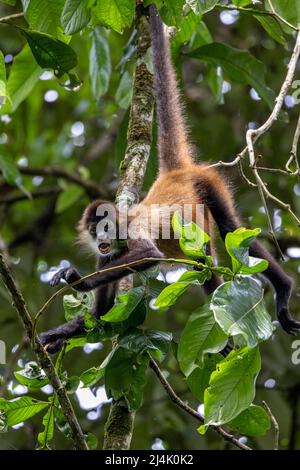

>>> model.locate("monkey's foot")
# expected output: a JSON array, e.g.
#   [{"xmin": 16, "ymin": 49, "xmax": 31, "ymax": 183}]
[{"xmin": 278, "ymin": 308, "xmax": 300, "ymax": 335}]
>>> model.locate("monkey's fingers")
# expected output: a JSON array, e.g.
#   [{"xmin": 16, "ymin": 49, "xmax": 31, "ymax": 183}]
[
  {"xmin": 49, "ymin": 268, "xmax": 69, "ymax": 287},
  {"xmin": 278, "ymin": 308, "xmax": 300, "ymax": 335}
]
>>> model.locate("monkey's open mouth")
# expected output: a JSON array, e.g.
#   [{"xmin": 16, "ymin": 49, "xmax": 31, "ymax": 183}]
[{"xmin": 98, "ymin": 243, "xmax": 111, "ymax": 254}]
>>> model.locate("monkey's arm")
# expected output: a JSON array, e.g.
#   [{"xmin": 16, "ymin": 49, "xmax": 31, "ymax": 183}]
[
  {"xmin": 50, "ymin": 239, "xmax": 163, "ymax": 291},
  {"xmin": 40, "ymin": 280, "xmax": 119, "ymax": 353}
]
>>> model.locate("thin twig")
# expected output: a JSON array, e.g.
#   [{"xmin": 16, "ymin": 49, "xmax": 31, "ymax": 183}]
[
  {"xmin": 149, "ymin": 359, "xmax": 252, "ymax": 451},
  {"xmin": 0, "ymin": 186, "xmax": 61, "ymax": 205},
  {"xmin": 245, "ymin": 30, "xmax": 300, "ymax": 243},
  {"xmin": 286, "ymin": 115, "xmax": 300, "ymax": 183},
  {"xmin": 267, "ymin": 0, "xmax": 299, "ymax": 31},
  {"xmin": 262, "ymin": 400, "xmax": 279, "ymax": 450},
  {"xmin": 0, "ymin": 253, "xmax": 88, "ymax": 450},
  {"xmin": 0, "ymin": 12, "xmax": 24, "ymax": 24}
]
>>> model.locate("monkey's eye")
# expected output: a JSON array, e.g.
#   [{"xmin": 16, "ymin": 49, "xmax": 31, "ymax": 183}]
[{"xmin": 89, "ymin": 225, "xmax": 97, "ymax": 238}]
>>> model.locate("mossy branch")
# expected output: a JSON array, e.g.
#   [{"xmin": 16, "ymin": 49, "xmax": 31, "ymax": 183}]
[{"xmin": 102, "ymin": 1, "xmax": 155, "ymax": 450}]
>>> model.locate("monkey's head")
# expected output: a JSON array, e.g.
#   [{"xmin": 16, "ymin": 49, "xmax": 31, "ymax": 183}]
[{"xmin": 78, "ymin": 200, "xmax": 127, "ymax": 259}]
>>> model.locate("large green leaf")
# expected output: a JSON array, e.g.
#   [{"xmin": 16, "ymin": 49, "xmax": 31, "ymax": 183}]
[
  {"xmin": 105, "ymin": 348, "xmax": 149, "ymax": 410},
  {"xmin": 178, "ymin": 303, "xmax": 228, "ymax": 375},
  {"xmin": 61, "ymin": 0, "xmax": 91, "ymax": 35},
  {"xmin": 160, "ymin": 0, "xmax": 185, "ymax": 27},
  {"xmin": 211, "ymin": 277, "xmax": 275, "ymax": 347},
  {"xmin": 228, "ymin": 404, "xmax": 271, "ymax": 436},
  {"xmin": 266, "ymin": 0, "xmax": 300, "ymax": 28},
  {"xmin": 101, "ymin": 286, "xmax": 145, "ymax": 322},
  {"xmin": 171, "ymin": 11, "xmax": 200, "ymax": 58},
  {"xmin": 92, "ymin": 0, "xmax": 135, "ymax": 34},
  {"xmin": 186, "ymin": 0, "xmax": 219, "ymax": 15},
  {"xmin": 254, "ymin": 15, "xmax": 287, "ymax": 46},
  {"xmin": 89, "ymin": 27, "xmax": 111, "ymax": 101},
  {"xmin": 63, "ymin": 292, "xmax": 94, "ymax": 321},
  {"xmin": 202, "ymin": 347, "xmax": 261, "ymax": 427},
  {"xmin": 0, "ymin": 396, "xmax": 49, "ymax": 426},
  {"xmin": 225, "ymin": 227, "xmax": 268, "ymax": 274},
  {"xmin": 186, "ymin": 354, "xmax": 222, "ymax": 402},
  {"xmin": 118, "ymin": 328, "xmax": 172, "ymax": 361},
  {"xmin": 5, "ymin": 46, "xmax": 40, "ymax": 112},
  {"xmin": 189, "ymin": 42, "xmax": 275, "ymax": 109},
  {"xmin": 37, "ymin": 401, "xmax": 55, "ymax": 449},
  {"xmin": 25, "ymin": 0, "xmax": 66, "ymax": 40},
  {"xmin": 14, "ymin": 363, "xmax": 49, "ymax": 389},
  {"xmin": 22, "ymin": 29, "xmax": 77, "ymax": 77},
  {"xmin": 172, "ymin": 211, "xmax": 211, "ymax": 259}
]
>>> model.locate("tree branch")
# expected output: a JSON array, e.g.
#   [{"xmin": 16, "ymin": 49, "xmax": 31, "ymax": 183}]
[
  {"xmin": 103, "ymin": 1, "xmax": 155, "ymax": 450},
  {"xmin": 149, "ymin": 359, "xmax": 252, "ymax": 451},
  {"xmin": 0, "ymin": 253, "xmax": 88, "ymax": 450},
  {"xmin": 17, "ymin": 166, "xmax": 108, "ymax": 199},
  {"xmin": 262, "ymin": 400, "xmax": 279, "ymax": 450}
]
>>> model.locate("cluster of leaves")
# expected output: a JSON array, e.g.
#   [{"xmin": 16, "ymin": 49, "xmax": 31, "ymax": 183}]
[{"xmin": 0, "ymin": 212, "xmax": 277, "ymax": 446}]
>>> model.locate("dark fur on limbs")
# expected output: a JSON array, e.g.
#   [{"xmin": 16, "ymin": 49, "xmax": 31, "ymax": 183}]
[{"xmin": 40, "ymin": 239, "xmax": 163, "ymax": 352}]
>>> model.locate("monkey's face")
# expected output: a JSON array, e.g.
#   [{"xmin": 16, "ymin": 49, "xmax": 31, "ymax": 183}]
[{"xmin": 78, "ymin": 200, "xmax": 127, "ymax": 259}]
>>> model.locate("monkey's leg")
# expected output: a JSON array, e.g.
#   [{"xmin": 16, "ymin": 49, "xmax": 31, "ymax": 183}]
[
  {"xmin": 50, "ymin": 239, "xmax": 163, "ymax": 291},
  {"xmin": 40, "ymin": 283, "xmax": 118, "ymax": 353},
  {"xmin": 199, "ymin": 178, "xmax": 300, "ymax": 334}
]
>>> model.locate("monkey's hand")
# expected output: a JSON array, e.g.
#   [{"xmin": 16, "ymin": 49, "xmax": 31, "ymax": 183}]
[
  {"xmin": 276, "ymin": 283, "xmax": 300, "ymax": 335},
  {"xmin": 49, "ymin": 266, "xmax": 81, "ymax": 287}
]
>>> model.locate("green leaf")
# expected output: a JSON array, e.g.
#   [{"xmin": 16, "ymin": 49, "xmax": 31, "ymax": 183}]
[
  {"xmin": 22, "ymin": 29, "xmax": 78, "ymax": 77},
  {"xmin": 232, "ymin": 0, "xmax": 252, "ymax": 5},
  {"xmin": 172, "ymin": 211, "xmax": 210, "ymax": 259},
  {"xmin": 204, "ymin": 347, "xmax": 261, "ymax": 426},
  {"xmin": 266, "ymin": 0, "xmax": 300, "ymax": 28},
  {"xmin": 115, "ymin": 70, "xmax": 133, "ymax": 109},
  {"xmin": 0, "ymin": 51, "xmax": 7, "ymax": 107},
  {"xmin": 154, "ymin": 268, "xmax": 210, "ymax": 309},
  {"xmin": 159, "ymin": 0, "xmax": 185, "ymax": 27},
  {"xmin": 80, "ymin": 366, "xmax": 105, "ymax": 388},
  {"xmin": 178, "ymin": 303, "xmax": 228, "ymax": 375},
  {"xmin": 0, "ymin": 0, "xmax": 16, "ymax": 4},
  {"xmin": 63, "ymin": 292, "xmax": 94, "ymax": 321},
  {"xmin": 186, "ymin": 354, "xmax": 222, "ymax": 402},
  {"xmin": 211, "ymin": 277, "xmax": 275, "ymax": 347},
  {"xmin": 61, "ymin": 0, "xmax": 91, "ymax": 35},
  {"xmin": 0, "ymin": 148, "xmax": 30, "ymax": 197},
  {"xmin": 118, "ymin": 328, "xmax": 172, "ymax": 362},
  {"xmin": 171, "ymin": 11, "xmax": 200, "ymax": 58},
  {"xmin": 105, "ymin": 348, "xmax": 149, "ymax": 411},
  {"xmin": 254, "ymin": 15, "xmax": 287, "ymax": 46},
  {"xmin": 225, "ymin": 227, "xmax": 268, "ymax": 274},
  {"xmin": 186, "ymin": 0, "xmax": 219, "ymax": 15},
  {"xmin": 189, "ymin": 42, "xmax": 275, "ymax": 109},
  {"xmin": 92, "ymin": 0, "xmax": 135, "ymax": 34},
  {"xmin": 86, "ymin": 432, "xmax": 98, "ymax": 450},
  {"xmin": 228, "ymin": 404, "xmax": 271, "ymax": 436},
  {"xmin": 5, "ymin": 46, "xmax": 40, "ymax": 112},
  {"xmin": 56, "ymin": 184, "xmax": 84, "ymax": 213},
  {"xmin": 101, "ymin": 286, "xmax": 145, "ymax": 322},
  {"xmin": 37, "ymin": 401, "xmax": 55, "ymax": 449},
  {"xmin": 14, "ymin": 363, "xmax": 49, "ymax": 389},
  {"xmin": 89, "ymin": 27, "xmax": 111, "ymax": 101},
  {"xmin": 0, "ymin": 396, "xmax": 49, "ymax": 427},
  {"xmin": 25, "ymin": 0, "xmax": 66, "ymax": 40}
]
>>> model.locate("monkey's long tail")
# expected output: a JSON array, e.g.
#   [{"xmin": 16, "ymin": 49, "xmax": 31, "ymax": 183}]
[{"xmin": 149, "ymin": 5, "xmax": 193, "ymax": 172}]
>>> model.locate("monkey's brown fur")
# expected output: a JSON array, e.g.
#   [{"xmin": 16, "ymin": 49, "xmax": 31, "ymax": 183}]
[{"xmin": 40, "ymin": 5, "xmax": 300, "ymax": 353}]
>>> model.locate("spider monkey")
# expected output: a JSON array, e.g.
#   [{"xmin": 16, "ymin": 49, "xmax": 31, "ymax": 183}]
[{"xmin": 40, "ymin": 5, "xmax": 300, "ymax": 353}]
